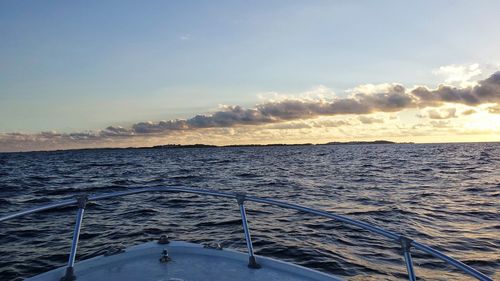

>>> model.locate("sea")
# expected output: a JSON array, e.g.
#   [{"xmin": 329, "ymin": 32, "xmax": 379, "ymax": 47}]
[{"xmin": 0, "ymin": 143, "xmax": 498, "ymax": 280}]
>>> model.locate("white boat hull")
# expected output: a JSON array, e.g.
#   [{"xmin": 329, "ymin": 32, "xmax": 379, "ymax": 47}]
[{"xmin": 26, "ymin": 241, "xmax": 342, "ymax": 281}]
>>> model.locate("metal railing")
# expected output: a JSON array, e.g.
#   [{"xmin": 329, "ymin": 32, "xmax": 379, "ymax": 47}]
[{"xmin": 0, "ymin": 186, "xmax": 493, "ymax": 281}]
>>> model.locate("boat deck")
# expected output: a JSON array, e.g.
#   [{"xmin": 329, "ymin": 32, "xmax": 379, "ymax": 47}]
[{"xmin": 27, "ymin": 241, "xmax": 341, "ymax": 281}]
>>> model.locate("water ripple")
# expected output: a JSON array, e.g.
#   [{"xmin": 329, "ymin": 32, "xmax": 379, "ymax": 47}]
[{"xmin": 0, "ymin": 143, "xmax": 499, "ymax": 280}]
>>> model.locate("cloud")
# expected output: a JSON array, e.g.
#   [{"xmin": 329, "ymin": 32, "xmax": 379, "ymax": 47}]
[
  {"xmin": 266, "ymin": 122, "xmax": 312, "ymax": 130},
  {"xmin": 461, "ymin": 109, "xmax": 477, "ymax": 116},
  {"xmin": 430, "ymin": 120, "xmax": 452, "ymax": 128},
  {"xmin": 127, "ymin": 84, "xmax": 412, "ymax": 134},
  {"xmin": 422, "ymin": 108, "xmax": 457, "ymax": 120},
  {"xmin": 101, "ymin": 126, "xmax": 134, "ymax": 136},
  {"xmin": 257, "ymin": 85, "xmax": 336, "ymax": 102},
  {"xmin": 411, "ymin": 71, "xmax": 500, "ymax": 106},
  {"xmin": 1, "ymin": 71, "xmax": 499, "ymax": 152},
  {"xmin": 129, "ymin": 72, "xmax": 499, "ymax": 134},
  {"xmin": 179, "ymin": 34, "xmax": 192, "ymax": 40},
  {"xmin": 488, "ymin": 104, "xmax": 500, "ymax": 114},
  {"xmin": 311, "ymin": 119, "xmax": 351, "ymax": 128},
  {"xmin": 358, "ymin": 116, "xmax": 384, "ymax": 124},
  {"xmin": 432, "ymin": 63, "xmax": 482, "ymax": 85},
  {"xmin": 347, "ymin": 83, "xmax": 402, "ymax": 95}
]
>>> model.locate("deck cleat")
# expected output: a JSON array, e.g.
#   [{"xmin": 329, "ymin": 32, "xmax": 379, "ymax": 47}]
[
  {"xmin": 159, "ymin": 248, "xmax": 172, "ymax": 263},
  {"xmin": 158, "ymin": 234, "xmax": 170, "ymax": 244}
]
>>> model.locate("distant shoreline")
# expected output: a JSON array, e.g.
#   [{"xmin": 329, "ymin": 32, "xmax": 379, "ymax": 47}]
[
  {"xmin": 149, "ymin": 140, "xmax": 404, "ymax": 149},
  {"xmin": 0, "ymin": 140, "xmax": 422, "ymax": 154},
  {"xmin": 3, "ymin": 140, "xmax": 500, "ymax": 154}
]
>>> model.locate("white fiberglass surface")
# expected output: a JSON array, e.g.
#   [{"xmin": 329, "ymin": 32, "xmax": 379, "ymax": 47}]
[{"xmin": 26, "ymin": 241, "xmax": 342, "ymax": 281}]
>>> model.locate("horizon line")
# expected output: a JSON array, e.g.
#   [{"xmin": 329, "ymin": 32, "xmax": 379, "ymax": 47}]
[{"xmin": 2, "ymin": 139, "xmax": 499, "ymax": 154}]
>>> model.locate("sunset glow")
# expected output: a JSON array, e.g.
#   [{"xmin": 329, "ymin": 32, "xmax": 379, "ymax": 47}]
[{"xmin": 1, "ymin": 1, "xmax": 499, "ymax": 152}]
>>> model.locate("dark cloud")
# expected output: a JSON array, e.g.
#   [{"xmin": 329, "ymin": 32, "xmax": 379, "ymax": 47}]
[
  {"xmin": 127, "ymin": 72, "xmax": 498, "ymax": 134},
  {"xmin": 132, "ymin": 120, "xmax": 189, "ymax": 133},
  {"xmin": 411, "ymin": 72, "xmax": 500, "ymax": 106},
  {"xmin": 101, "ymin": 126, "xmax": 134, "ymax": 136},
  {"xmin": 131, "ymin": 84, "xmax": 412, "ymax": 134},
  {"xmin": 1, "ymin": 71, "xmax": 499, "ymax": 152}
]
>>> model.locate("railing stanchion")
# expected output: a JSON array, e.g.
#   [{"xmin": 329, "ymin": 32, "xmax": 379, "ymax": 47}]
[
  {"xmin": 400, "ymin": 236, "xmax": 417, "ymax": 281},
  {"xmin": 60, "ymin": 195, "xmax": 88, "ymax": 281},
  {"xmin": 0, "ymin": 187, "xmax": 494, "ymax": 280},
  {"xmin": 236, "ymin": 193, "xmax": 261, "ymax": 269}
]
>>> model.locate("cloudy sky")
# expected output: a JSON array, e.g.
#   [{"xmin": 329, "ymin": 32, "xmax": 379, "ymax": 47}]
[{"xmin": 1, "ymin": 1, "xmax": 499, "ymax": 152}]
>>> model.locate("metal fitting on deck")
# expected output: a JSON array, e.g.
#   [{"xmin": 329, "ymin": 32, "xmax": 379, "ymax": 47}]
[
  {"xmin": 248, "ymin": 256, "xmax": 261, "ymax": 269},
  {"xmin": 159, "ymin": 249, "xmax": 172, "ymax": 263},
  {"xmin": 399, "ymin": 236, "xmax": 413, "ymax": 252},
  {"xmin": 60, "ymin": 267, "xmax": 76, "ymax": 281},
  {"xmin": 76, "ymin": 194, "xmax": 88, "ymax": 209},
  {"xmin": 236, "ymin": 193, "xmax": 246, "ymax": 205},
  {"xmin": 158, "ymin": 234, "xmax": 170, "ymax": 244}
]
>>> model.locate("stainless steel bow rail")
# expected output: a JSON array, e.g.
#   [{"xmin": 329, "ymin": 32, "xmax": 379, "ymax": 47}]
[{"xmin": 0, "ymin": 186, "xmax": 493, "ymax": 281}]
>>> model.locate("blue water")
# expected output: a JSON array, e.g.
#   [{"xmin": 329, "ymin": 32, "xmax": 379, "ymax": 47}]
[{"xmin": 0, "ymin": 143, "xmax": 499, "ymax": 280}]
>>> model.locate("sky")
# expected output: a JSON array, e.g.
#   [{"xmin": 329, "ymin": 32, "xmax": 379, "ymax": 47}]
[{"xmin": 1, "ymin": 0, "xmax": 500, "ymax": 152}]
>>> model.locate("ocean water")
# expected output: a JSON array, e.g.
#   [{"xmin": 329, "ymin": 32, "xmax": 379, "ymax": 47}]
[{"xmin": 0, "ymin": 143, "xmax": 498, "ymax": 280}]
